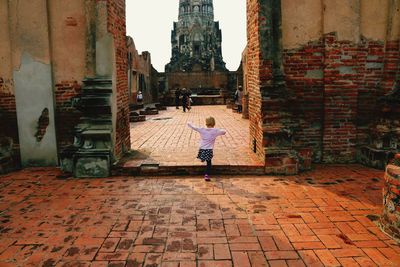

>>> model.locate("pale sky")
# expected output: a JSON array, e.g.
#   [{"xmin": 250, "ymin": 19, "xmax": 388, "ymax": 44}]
[{"xmin": 126, "ymin": 0, "xmax": 247, "ymax": 72}]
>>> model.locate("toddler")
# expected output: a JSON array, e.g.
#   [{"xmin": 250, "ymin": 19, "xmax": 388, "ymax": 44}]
[{"xmin": 188, "ymin": 117, "xmax": 226, "ymax": 181}]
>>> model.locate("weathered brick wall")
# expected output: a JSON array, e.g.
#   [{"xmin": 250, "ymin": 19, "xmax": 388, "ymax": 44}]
[
  {"xmin": 0, "ymin": 93, "xmax": 18, "ymax": 146},
  {"xmin": 283, "ymin": 34, "xmax": 393, "ymax": 163},
  {"xmin": 246, "ymin": 0, "xmax": 400, "ymax": 168},
  {"xmin": 356, "ymin": 39, "xmax": 385, "ymax": 150},
  {"xmin": 283, "ymin": 39, "xmax": 324, "ymax": 162},
  {"xmin": 246, "ymin": 0, "xmax": 266, "ymax": 162},
  {"xmin": 107, "ymin": 0, "xmax": 130, "ymax": 158},
  {"xmin": 322, "ymin": 33, "xmax": 360, "ymax": 163},
  {"xmin": 382, "ymin": 40, "xmax": 400, "ymax": 95},
  {"xmin": 54, "ymin": 81, "xmax": 82, "ymax": 149}
]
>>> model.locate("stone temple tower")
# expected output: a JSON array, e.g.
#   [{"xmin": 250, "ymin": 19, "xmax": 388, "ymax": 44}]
[{"xmin": 165, "ymin": 0, "xmax": 227, "ymax": 72}]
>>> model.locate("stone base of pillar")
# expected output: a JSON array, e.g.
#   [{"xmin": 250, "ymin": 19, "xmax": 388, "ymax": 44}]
[
  {"xmin": 264, "ymin": 148, "xmax": 313, "ymax": 175},
  {"xmin": 298, "ymin": 148, "xmax": 313, "ymax": 171},
  {"xmin": 0, "ymin": 137, "xmax": 18, "ymax": 175},
  {"xmin": 265, "ymin": 150, "xmax": 299, "ymax": 175},
  {"xmin": 74, "ymin": 151, "xmax": 111, "ymax": 178}
]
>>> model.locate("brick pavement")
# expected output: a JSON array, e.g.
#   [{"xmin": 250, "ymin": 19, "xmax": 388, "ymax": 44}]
[
  {"xmin": 127, "ymin": 106, "xmax": 262, "ymax": 168},
  {"xmin": 1, "ymin": 165, "xmax": 400, "ymax": 266}
]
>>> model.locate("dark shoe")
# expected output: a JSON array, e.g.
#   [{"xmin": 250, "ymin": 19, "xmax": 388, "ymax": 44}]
[{"xmin": 204, "ymin": 174, "xmax": 210, "ymax": 181}]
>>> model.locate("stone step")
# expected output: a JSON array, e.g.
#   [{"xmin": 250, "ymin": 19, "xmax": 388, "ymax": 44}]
[
  {"xmin": 140, "ymin": 109, "xmax": 159, "ymax": 115},
  {"xmin": 129, "ymin": 103, "xmax": 144, "ymax": 110},
  {"xmin": 79, "ymin": 129, "xmax": 112, "ymax": 137},
  {"xmin": 157, "ymin": 106, "xmax": 167, "ymax": 111},
  {"xmin": 112, "ymin": 164, "xmax": 265, "ymax": 176},
  {"xmin": 130, "ymin": 115, "xmax": 146, "ymax": 122}
]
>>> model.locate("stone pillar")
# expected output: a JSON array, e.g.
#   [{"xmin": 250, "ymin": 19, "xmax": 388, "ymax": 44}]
[
  {"xmin": 95, "ymin": 1, "xmax": 114, "ymax": 78},
  {"xmin": 85, "ymin": 0, "xmax": 97, "ymax": 78},
  {"xmin": 60, "ymin": 0, "xmax": 129, "ymax": 178},
  {"xmin": 381, "ymin": 154, "xmax": 400, "ymax": 239},
  {"xmin": 9, "ymin": 0, "xmax": 58, "ymax": 167},
  {"xmin": 259, "ymin": 0, "xmax": 300, "ymax": 175}
]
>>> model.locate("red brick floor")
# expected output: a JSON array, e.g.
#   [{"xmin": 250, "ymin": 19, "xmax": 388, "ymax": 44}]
[
  {"xmin": 127, "ymin": 106, "xmax": 263, "ymax": 168},
  {"xmin": 1, "ymin": 165, "xmax": 400, "ymax": 266}
]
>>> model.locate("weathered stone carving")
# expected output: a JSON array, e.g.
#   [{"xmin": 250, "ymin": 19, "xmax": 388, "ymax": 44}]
[
  {"xmin": 60, "ymin": 78, "xmax": 113, "ymax": 178},
  {"xmin": 359, "ymin": 83, "xmax": 400, "ymax": 169},
  {"xmin": 381, "ymin": 154, "xmax": 400, "ymax": 239}
]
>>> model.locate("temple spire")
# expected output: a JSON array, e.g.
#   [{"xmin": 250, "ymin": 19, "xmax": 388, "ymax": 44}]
[
  {"xmin": 166, "ymin": 0, "xmax": 226, "ymax": 72},
  {"xmin": 178, "ymin": 0, "xmax": 214, "ymax": 20}
]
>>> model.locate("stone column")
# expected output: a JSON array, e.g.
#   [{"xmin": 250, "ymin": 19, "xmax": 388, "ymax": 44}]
[
  {"xmin": 259, "ymin": 0, "xmax": 300, "ymax": 175},
  {"xmin": 60, "ymin": 0, "xmax": 129, "ymax": 177},
  {"xmin": 85, "ymin": 0, "xmax": 97, "ymax": 78}
]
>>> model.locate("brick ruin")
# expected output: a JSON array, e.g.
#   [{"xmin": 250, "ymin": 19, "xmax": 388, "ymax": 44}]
[
  {"xmin": 245, "ymin": 0, "xmax": 400, "ymax": 174},
  {"xmin": 0, "ymin": 0, "xmax": 130, "ymax": 177},
  {"xmin": 0, "ymin": 0, "xmax": 399, "ymax": 178},
  {"xmin": 126, "ymin": 37, "xmax": 158, "ymax": 106}
]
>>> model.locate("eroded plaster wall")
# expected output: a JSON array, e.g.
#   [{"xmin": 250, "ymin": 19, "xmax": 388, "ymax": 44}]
[
  {"xmin": 281, "ymin": 0, "xmax": 323, "ymax": 49},
  {"xmin": 1, "ymin": 0, "xmax": 130, "ymax": 170},
  {"xmin": 8, "ymin": 0, "xmax": 58, "ymax": 166}
]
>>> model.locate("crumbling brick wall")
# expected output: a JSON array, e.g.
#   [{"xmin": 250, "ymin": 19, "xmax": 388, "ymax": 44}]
[
  {"xmin": 283, "ymin": 35, "xmax": 398, "ymax": 163},
  {"xmin": 246, "ymin": 0, "xmax": 267, "ymax": 162},
  {"xmin": 246, "ymin": 0, "xmax": 400, "ymax": 168},
  {"xmin": 54, "ymin": 81, "xmax": 82, "ymax": 150},
  {"xmin": 0, "ymin": 93, "xmax": 18, "ymax": 149},
  {"xmin": 107, "ymin": 0, "xmax": 130, "ymax": 158}
]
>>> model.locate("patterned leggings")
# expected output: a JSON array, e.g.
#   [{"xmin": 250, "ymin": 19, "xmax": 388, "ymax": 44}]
[{"xmin": 206, "ymin": 160, "xmax": 212, "ymax": 175}]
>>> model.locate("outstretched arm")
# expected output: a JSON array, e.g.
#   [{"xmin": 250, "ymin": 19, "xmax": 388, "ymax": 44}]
[
  {"xmin": 187, "ymin": 122, "xmax": 200, "ymax": 132},
  {"xmin": 217, "ymin": 129, "xmax": 227, "ymax": 136}
]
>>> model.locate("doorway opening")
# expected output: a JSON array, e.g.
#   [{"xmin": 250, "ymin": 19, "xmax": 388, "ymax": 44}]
[{"xmin": 122, "ymin": 0, "xmax": 262, "ymax": 173}]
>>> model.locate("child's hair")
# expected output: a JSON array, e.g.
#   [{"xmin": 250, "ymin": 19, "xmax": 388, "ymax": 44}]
[{"xmin": 206, "ymin": 117, "xmax": 216, "ymax": 127}]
